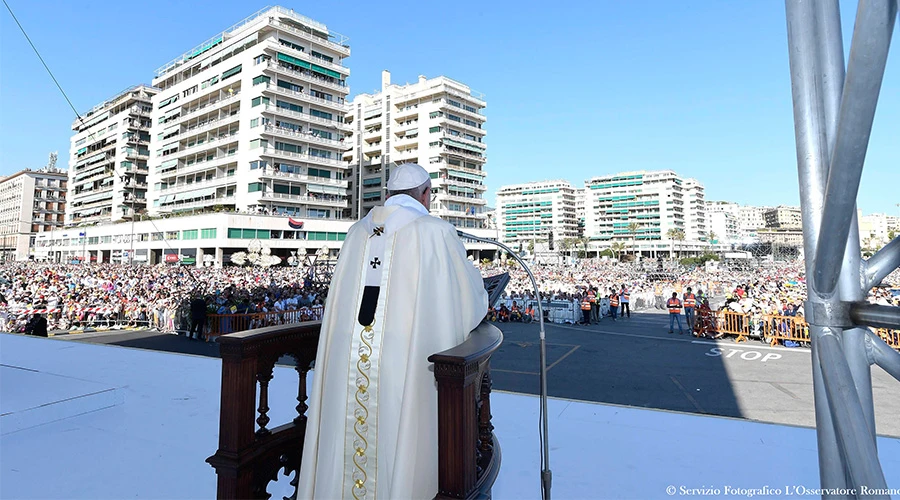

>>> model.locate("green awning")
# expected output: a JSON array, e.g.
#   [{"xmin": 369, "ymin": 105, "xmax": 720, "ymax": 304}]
[
  {"xmin": 76, "ymin": 147, "xmax": 88, "ymax": 155},
  {"xmin": 448, "ymin": 169, "xmax": 483, "ymax": 181},
  {"xmin": 307, "ymin": 184, "xmax": 325, "ymax": 194},
  {"xmin": 442, "ymin": 137, "xmax": 485, "ymax": 153},
  {"xmin": 221, "ymin": 64, "xmax": 242, "ymax": 79},
  {"xmin": 277, "ymin": 52, "xmax": 311, "ymax": 70},
  {"xmin": 310, "ymin": 63, "xmax": 340, "ymax": 79},
  {"xmin": 158, "ymin": 95, "xmax": 178, "ymax": 108},
  {"xmin": 159, "ymin": 159, "xmax": 178, "ymax": 169}
]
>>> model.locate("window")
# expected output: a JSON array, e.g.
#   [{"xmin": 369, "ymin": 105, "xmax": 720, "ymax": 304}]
[
  {"xmin": 227, "ymin": 228, "xmax": 242, "ymax": 239},
  {"xmin": 250, "ymin": 160, "xmax": 267, "ymax": 170},
  {"xmin": 308, "ymin": 147, "xmax": 331, "ymax": 159},
  {"xmin": 309, "ymin": 89, "xmax": 332, "ymax": 101},
  {"xmin": 273, "ymin": 184, "xmax": 290, "ymax": 194},
  {"xmin": 165, "ymin": 231, "xmax": 179, "ymax": 240},
  {"xmin": 275, "ymin": 120, "xmax": 300, "ymax": 131},
  {"xmin": 183, "ymin": 85, "xmax": 198, "ymax": 97},
  {"xmin": 182, "ymin": 229, "xmax": 198, "ymax": 240},
  {"xmin": 152, "ymin": 232, "xmax": 164, "ymax": 241},
  {"xmin": 250, "ymin": 118, "xmax": 259, "ymax": 128},
  {"xmin": 306, "ymin": 209, "xmax": 331, "ymax": 219},
  {"xmin": 277, "ymin": 100, "xmax": 303, "ymax": 113},
  {"xmin": 277, "ymin": 80, "xmax": 302, "ymax": 92},
  {"xmin": 448, "ymin": 114, "xmax": 461, "ymax": 122},
  {"xmin": 279, "ymin": 38, "xmax": 305, "ymax": 52},
  {"xmin": 249, "ymin": 139, "xmax": 268, "ymax": 149},
  {"xmin": 310, "ymin": 128, "xmax": 332, "ymax": 140},
  {"xmin": 242, "ymin": 228, "xmax": 256, "ymax": 239},
  {"xmin": 251, "ymin": 96, "xmax": 270, "ymax": 107},
  {"xmin": 308, "ymin": 168, "xmax": 331, "ymax": 178},
  {"xmin": 311, "ymin": 50, "xmax": 333, "ymax": 63},
  {"xmin": 429, "ymin": 126, "xmax": 442, "ymax": 133},
  {"xmin": 309, "ymin": 109, "xmax": 332, "ymax": 120},
  {"xmin": 201, "ymin": 228, "xmax": 217, "ymax": 239},
  {"xmin": 252, "ymin": 75, "xmax": 271, "ymax": 86},
  {"xmin": 201, "ymin": 76, "xmax": 219, "ymax": 89},
  {"xmin": 275, "ymin": 141, "xmax": 300, "ymax": 153},
  {"xmin": 248, "ymin": 182, "xmax": 264, "ymax": 192}
]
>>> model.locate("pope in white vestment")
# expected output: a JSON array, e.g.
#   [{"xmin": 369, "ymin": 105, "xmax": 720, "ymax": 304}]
[{"xmin": 298, "ymin": 163, "xmax": 488, "ymax": 500}]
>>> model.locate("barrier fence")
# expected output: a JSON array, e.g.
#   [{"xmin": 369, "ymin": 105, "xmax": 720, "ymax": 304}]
[{"xmin": 205, "ymin": 308, "xmax": 322, "ymax": 340}]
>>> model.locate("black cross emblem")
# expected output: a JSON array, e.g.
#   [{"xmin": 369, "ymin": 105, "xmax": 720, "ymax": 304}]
[
  {"xmin": 372, "ymin": 226, "xmax": 384, "ymax": 236},
  {"xmin": 370, "ymin": 258, "xmax": 381, "ymax": 269}
]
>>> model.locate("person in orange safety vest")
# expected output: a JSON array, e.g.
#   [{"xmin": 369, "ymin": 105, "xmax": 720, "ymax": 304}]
[
  {"xmin": 683, "ymin": 287, "xmax": 697, "ymax": 332},
  {"xmin": 667, "ymin": 292, "xmax": 684, "ymax": 334},
  {"xmin": 608, "ymin": 288, "xmax": 619, "ymax": 321}
]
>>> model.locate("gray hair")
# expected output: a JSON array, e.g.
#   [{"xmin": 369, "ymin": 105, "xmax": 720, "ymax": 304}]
[{"xmin": 388, "ymin": 180, "xmax": 431, "ymax": 199}]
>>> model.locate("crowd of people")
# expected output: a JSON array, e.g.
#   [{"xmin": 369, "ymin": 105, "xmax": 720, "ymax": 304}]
[
  {"xmin": 0, "ymin": 263, "xmax": 325, "ymax": 336},
  {"xmin": 1, "ymin": 257, "xmax": 898, "ymax": 339}
]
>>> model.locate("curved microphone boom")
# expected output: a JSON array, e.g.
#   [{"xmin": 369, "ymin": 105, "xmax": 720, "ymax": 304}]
[{"xmin": 457, "ymin": 230, "xmax": 552, "ymax": 500}]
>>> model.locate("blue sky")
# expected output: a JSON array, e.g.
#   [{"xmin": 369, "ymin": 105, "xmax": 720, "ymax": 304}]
[{"xmin": 1, "ymin": 1, "xmax": 897, "ymax": 215}]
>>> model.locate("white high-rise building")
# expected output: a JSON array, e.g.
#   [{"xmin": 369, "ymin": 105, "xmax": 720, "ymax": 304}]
[
  {"xmin": 764, "ymin": 206, "xmax": 802, "ymax": 228},
  {"xmin": 345, "ymin": 71, "xmax": 487, "ymax": 227},
  {"xmin": 0, "ymin": 163, "xmax": 68, "ymax": 261},
  {"xmin": 682, "ymin": 178, "xmax": 707, "ymax": 243},
  {"xmin": 859, "ymin": 211, "xmax": 900, "ymax": 249},
  {"xmin": 68, "ymin": 85, "xmax": 157, "ymax": 224},
  {"xmin": 495, "ymin": 180, "xmax": 577, "ymax": 245},
  {"xmin": 583, "ymin": 170, "xmax": 707, "ymax": 254},
  {"xmin": 148, "ymin": 6, "xmax": 352, "ymax": 220},
  {"xmin": 738, "ymin": 205, "xmax": 770, "ymax": 241},
  {"xmin": 574, "ymin": 188, "xmax": 586, "ymax": 238}
]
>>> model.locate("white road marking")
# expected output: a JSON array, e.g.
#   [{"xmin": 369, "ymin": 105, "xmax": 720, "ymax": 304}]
[{"xmin": 691, "ymin": 339, "xmax": 810, "ymax": 354}]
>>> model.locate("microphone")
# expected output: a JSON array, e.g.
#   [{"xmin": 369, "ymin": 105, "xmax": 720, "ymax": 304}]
[{"xmin": 457, "ymin": 230, "xmax": 552, "ymax": 500}]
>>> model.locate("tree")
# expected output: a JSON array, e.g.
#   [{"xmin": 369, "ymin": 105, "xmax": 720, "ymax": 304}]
[
  {"xmin": 580, "ymin": 237, "xmax": 591, "ymax": 258},
  {"xmin": 528, "ymin": 241, "xmax": 535, "ymax": 254},
  {"xmin": 708, "ymin": 230, "xmax": 717, "ymax": 245},
  {"xmin": 889, "ymin": 230, "xmax": 896, "ymax": 241},
  {"xmin": 666, "ymin": 228, "xmax": 685, "ymax": 258},
  {"xmin": 610, "ymin": 242, "xmax": 626, "ymax": 261},
  {"xmin": 559, "ymin": 238, "xmax": 573, "ymax": 260},
  {"xmin": 627, "ymin": 222, "xmax": 640, "ymax": 257}
]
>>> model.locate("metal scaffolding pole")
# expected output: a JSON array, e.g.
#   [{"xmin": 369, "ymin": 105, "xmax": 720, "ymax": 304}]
[{"xmin": 785, "ymin": 0, "xmax": 898, "ymax": 496}]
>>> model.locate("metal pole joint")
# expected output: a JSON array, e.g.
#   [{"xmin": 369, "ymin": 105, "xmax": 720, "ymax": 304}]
[{"xmin": 804, "ymin": 299, "xmax": 853, "ymax": 328}]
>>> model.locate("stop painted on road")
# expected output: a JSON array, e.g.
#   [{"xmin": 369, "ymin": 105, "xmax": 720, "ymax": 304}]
[{"xmin": 705, "ymin": 347, "xmax": 782, "ymax": 362}]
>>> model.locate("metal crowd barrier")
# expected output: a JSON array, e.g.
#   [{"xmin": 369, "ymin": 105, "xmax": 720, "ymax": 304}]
[{"xmin": 698, "ymin": 310, "xmax": 898, "ymax": 351}]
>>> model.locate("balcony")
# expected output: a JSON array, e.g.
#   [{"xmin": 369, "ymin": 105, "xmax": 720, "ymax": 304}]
[
  {"xmin": 177, "ymin": 111, "xmax": 241, "ymax": 141},
  {"xmin": 261, "ymin": 83, "xmax": 350, "ymax": 113},
  {"xmin": 267, "ymin": 17, "xmax": 351, "ymax": 57},
  {"xmin": 261, "ymin": 104, "xmax": 352, "ymax": 132},
  {"xmin": 175, "ymin": 153, "xmax": 239, "ymax": 177},
  {"xmin": 263, "ymin": 61, "xmax": 348, "ymax": 95},
  {"xmin": 258, "ymin": 147, "xmax": 348, "ymax": 169},
  {"xmin": 438, "ymin": 145, "xmax": 487, "ymax": 163},
  {"xmin": 177, "ymin": 93, "xmax": 242, "ymax": 123},
  {"xmin": 159, "ymin": 195, "xmax": 236, "ymax": 212},
  {"xmin": 444, "ymin": 86, "xmax": 487, "ymax": 108},
  {"xmin": 432, "ymin": 208, "xmax": 488, "ymax": 219},
  {"xmin": 260, "ymin": 124, "xmax": 350, "ymax": 150},
  {"xmin": 264, "ymin": 38, "xmax": 350, "ymax": 76},
  {"xmin": 258, "ymin": 192, "xmax": 348, "ymax": 208},
  {"xmin": 123, "ymin": 149, "xmax": 150, "ymax": 160},
  {"xmin": 435, "ymin": 176, "xmax": 488, "ymax": 191},
  {"xmin": 167, "ymin": 134, "xmax": 239, "ymax": 161},
  {"xmin": 258, "ymin": 169, "xmax": 349, "ymax": 187},
  {"xmin": 128, "ymin": 106, "xmax": 151, "ymax": 117},
  {"xmin": 440, "ymin": 193, "xmax": 487, "ymax": 205},
  {"xmin": 158, "ymin": 176, "xmax": 235, "ymax": 195}
]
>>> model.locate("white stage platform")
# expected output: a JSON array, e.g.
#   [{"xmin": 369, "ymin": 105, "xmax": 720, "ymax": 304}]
[{"xmin": 1, "ymin": 333, "xmax": 898, "ymax": 499}]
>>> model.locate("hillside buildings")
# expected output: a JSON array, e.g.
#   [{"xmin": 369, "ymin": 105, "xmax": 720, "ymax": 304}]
[{"xmin": 345, "ymin": 71, "xmax": 487, "ymax": 227}]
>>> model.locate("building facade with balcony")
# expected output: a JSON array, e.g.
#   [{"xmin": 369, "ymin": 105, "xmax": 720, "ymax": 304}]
[
  {"xmin": 583, "ymin": 170, "xmax": 707, "ymax": 254},
  {"xmin": 345, "ymin": 71, "xmax": 487, "ymax": 228},
  {"xmin": 495, "ymin": 180, "xmax": 577, "ymax": 245},
  {"xmin": 68, "ymin": 85, "xmax": 157, "ymax": 224},
  {"xmin": 147, "ymin": 6, "xmax": 352, "ymax": 221},
  {"xmin": 0, "ymin": 166, "xmax": 68, "ymax": 261},
  {"xmin": 764, "ymin": 205, "xmax": 802, "ymax": 229}
]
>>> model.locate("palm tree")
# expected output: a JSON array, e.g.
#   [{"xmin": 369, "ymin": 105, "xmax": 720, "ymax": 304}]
[
  {"xmin": 610, "ymin": 242, "xmax": 626, "ymax": 261},
  {"xmin": 707, "ymin": 230, "xmax": 717, "ymax": 245},
  {"xmin": 627, "ymin": 222, "xmax": 640, "ymax": 257},
  {"xmin": 580, "ymin": 237, "xmax": 591, "ymax": 258},
  {"xmin": 666, "ymin": 228, "xmax": 685, "ymax": 258},
  {"xmin": 559, "ymin": 238, "xmax": 573, "ymax": 261}
]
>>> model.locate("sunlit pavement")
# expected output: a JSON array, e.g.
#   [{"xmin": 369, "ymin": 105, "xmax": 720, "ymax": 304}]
[{"xmin": 53, "ymin": 312, "xmax": 900, "ymax": 437}]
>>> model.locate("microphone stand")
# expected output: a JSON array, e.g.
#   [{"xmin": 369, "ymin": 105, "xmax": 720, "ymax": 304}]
[{"xmin": 458, "ymin": 230, "xmax": 552, "ymax": 500}]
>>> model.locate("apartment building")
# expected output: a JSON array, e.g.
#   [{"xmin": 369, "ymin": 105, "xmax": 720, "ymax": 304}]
[
  {"xmin": 345, "ymin": 71, "xmax": 487, "ymax": 227},
  {"xmin": 0, "ymin": 164, "xmax": 68, "ymax": 261},
  {"xmin": 495, "ymin": 180, "xmax": 578, "ymax": 245},
  {"xmin": 859, "ymin": 210, "xmax": 900, "ymax": 248},
  {"xmin": 583, "ymin": 170, "xmax": 707, "ymax": 254},
  {"xmin": 574, "ymin": 188, "xmax": 586, "ymax": 238},
  {"xmin": 764, "ymin": 205, "xmax": 802, "ymax": 229},
  {"xmin": 682, "ymin": 178, "xmax": 707, "ymax": 242},
  {"xmin": 68, "ymin": 85, "xmax": 157, "ymax": 224},
  {"xmin": 148, "ymin": 6, "xmax": 352, "ymax": 221}
]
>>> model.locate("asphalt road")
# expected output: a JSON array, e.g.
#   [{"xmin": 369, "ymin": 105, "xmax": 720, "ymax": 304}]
[{"xmin": 54, "ymin": 311, "xmax": 900, "ymax": 437}]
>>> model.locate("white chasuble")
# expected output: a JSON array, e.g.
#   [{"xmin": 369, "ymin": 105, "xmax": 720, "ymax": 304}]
[{"xmin": 298, "ymin": 199, "xmax": 489, "ymax": 500}]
